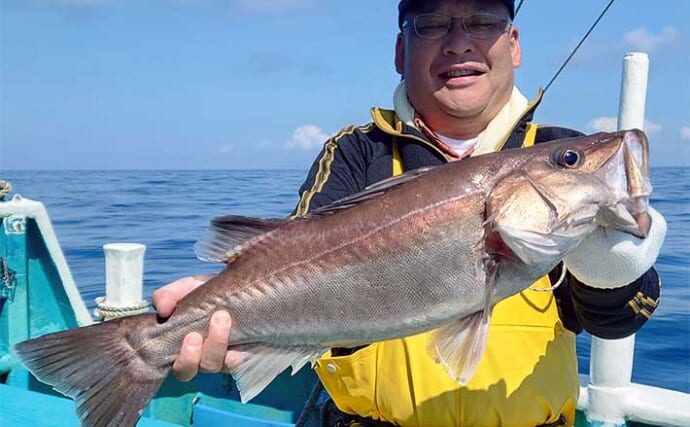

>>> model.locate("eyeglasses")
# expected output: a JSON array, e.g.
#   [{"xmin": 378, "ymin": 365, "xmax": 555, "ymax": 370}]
[{"xmin": 402, "ymin": 13, "xmax": 511, "ymax": 40}]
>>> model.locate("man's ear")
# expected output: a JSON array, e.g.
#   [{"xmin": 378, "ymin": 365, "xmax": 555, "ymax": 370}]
[
  {"xmin": 509, "ymin": 26, "xmax": 521, "ymax": 68},
  {"xmin": 395, "ymin": 33, "xmax": 405, "ymax": 76}
]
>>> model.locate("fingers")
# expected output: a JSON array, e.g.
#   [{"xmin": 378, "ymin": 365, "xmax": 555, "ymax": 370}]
[
  {"xmin": 200, "ymin": 311, "xmax": 232, "ymax": 373},
  {"xmin": 152, "ymin": 274, "xmax": 215, "ymax": 317},
  {"xmin": 171, "ymin": 310, "xmax": 233, "ymax": 382},
  {"xmin": 172, "ymin": 332, "xmax": 203, "ymax": 382},
  {"xmin": 223, "ymin": 350, "xmax": 247, "ymax": 373},
  {"xmin": 151, "ymin": 287, "xmax": 181, "ymax": 318}
]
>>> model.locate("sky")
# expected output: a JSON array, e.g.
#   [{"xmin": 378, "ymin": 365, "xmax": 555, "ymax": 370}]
[{"xmin": 1, "ymin": 0, "xmax": 688, "ymax": 170}]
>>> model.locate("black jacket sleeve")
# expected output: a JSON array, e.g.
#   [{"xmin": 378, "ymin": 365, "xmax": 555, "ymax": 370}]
[
  {"xmin": 291, "ymin": 127, "xmax": 371, "ymax": 216},
  {"xmin": 553, "ymin": 264, "xmax": 661, "ymax": 339}
]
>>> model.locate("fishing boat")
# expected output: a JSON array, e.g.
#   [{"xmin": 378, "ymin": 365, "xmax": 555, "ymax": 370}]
[{"xmin": 1, "ymin": 53, "xmax": 689, "ymax": 427}]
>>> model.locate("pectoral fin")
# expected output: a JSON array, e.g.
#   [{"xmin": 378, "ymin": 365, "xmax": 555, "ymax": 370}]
[
  {"xmin": 430, "ymin": 308, "xmax": 492, "ymax": 384},
  {"xmin": 430, "ymin": 258, "xmax": 498, "ymax": 384},
  {"xmin": 228, "ymin": 344, "xmax": 324, "ymax": 403}
]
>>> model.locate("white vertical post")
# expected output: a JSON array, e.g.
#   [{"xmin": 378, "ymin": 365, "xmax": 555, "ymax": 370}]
[
  {"xmin": 585, "ymin": 52, "xmax": 649, "ymax": 427},
  {"xmin": 95, "ymin": 243, "xmax": 148, "ymax": 320},
  {"xmin": 104, "ymin": 243, "xmax": 146, "ymax": 306},
  {"xmin": 617, "ymin": 52, "xmax": 649, "ymax": 132}
]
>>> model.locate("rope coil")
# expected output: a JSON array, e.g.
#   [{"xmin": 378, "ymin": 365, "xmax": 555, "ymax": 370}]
[
  {"xmin": 0, "ymin": 180, "xmax": 11, "ymax": 201},
  {"xmin": 93, "ymin": 296, "xmax": 149, "ymax": 321}
]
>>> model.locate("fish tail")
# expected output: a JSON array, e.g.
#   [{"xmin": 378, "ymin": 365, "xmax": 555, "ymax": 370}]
[{"xmin": 13, "ymin": 313, "xmax": 170, "ymax": 427}]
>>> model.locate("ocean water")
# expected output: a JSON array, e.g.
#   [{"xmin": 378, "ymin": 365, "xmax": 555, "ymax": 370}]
[{"xmin": 2, "ymin": 168, "xmax": 689, "ymax": 394}]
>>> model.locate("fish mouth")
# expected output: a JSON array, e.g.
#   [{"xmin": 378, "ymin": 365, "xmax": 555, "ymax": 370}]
[
  {"xmin": 594, "ymin": 130, "xmax": 652, "ymax": 238},
  {"xmin": 595, "ymin": 203, "xmax": 651, "ymax": 238}
]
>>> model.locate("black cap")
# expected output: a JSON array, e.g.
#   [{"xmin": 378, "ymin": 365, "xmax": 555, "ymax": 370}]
[{"xmin": 398, "ymin": 0, "xmax": 515, "ymax": 29}]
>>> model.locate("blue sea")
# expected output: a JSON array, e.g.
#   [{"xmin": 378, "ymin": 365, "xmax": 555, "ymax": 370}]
[{"xmin": 2, "ymin": 168, "xmax": 689, "ymax": 394}]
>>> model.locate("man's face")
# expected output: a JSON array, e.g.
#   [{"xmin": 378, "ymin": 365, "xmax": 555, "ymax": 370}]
[{"xmin": 395, "ymin": 0, "xmax": 521, "ymax": 137}]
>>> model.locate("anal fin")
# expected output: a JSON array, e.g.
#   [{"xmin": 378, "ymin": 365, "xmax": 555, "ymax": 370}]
[{"xmin": 229, "ymin": 344, "xmax": 324, "ymax": 403}]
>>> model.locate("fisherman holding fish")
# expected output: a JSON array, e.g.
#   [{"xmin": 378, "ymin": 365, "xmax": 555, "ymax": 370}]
[
  {"xmin": 154, "ymin": 1, "xmax": 666, "ymax": 426},
  {"xmin": 15, "ymin": 1, "xmax": 667, "ymax": 426}
]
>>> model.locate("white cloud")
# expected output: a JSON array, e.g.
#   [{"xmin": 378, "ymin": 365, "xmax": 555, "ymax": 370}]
[
  {"xmin": 588, "ymin": 117, "xmax": 662, "ymax": 134},
  {"xmin": 644, "ymin": 120, "xmax": 662, "ymax": 134},
  {"xmin": 239, "ymin": 0, "xmax": 313, "ymax": 13},
  {"xmin": 286, "ymin": 125, "xmax": 329, "ymax": 151},
  {"xmin": 624, "ymin": 26, "xmax": 678, "ymax": 52},
  {"xmin": 218, "ymin": 143, "xmax": 236, "ymax": 154},
  {"xmin": 681, "ymin": 127, "xmax": 690, "ymax": 140},
  {"xmin": 588, "ymin": 117, "xmax": 618, "ymax": 132}
]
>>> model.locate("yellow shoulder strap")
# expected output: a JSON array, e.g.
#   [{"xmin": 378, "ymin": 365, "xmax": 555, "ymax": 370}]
[
  {"xmin": 524, "ymin": 123, "xmax": 538, "ymax": 148},
  {"xmin": 392, "ymin": 137, "xmax": 404, "ymax": 177}
]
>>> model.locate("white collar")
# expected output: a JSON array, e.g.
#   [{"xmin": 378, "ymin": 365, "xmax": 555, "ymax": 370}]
[{"xmin": 393, "ymin": 82, "xmax": 529, "ymax": 156}]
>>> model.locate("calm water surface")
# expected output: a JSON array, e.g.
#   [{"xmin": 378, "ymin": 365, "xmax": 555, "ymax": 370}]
[{"xmin": 3, "ymin": 168, "xmax": 689, "ymax": 393}]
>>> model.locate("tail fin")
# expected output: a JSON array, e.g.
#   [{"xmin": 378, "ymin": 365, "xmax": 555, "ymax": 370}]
[{"xmin": 13, "ymin": 313, "xmax": 170, "ymax": 427}]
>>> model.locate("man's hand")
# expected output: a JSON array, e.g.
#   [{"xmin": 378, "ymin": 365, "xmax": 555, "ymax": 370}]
[
  {"xmin": 152, "ymin": 275, "xmax": 243, "ymax": 382},
  {"xmin": 564, "ymin": 206, "xmax": 667, "ymax": 288}
]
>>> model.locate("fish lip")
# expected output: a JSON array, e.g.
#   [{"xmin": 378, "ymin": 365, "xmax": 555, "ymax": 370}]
[{"xmin": 594, "ymin": 130, "xmax": 652, "ymax": 238}]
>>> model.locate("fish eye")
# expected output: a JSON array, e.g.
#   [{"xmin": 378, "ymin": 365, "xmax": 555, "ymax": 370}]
[{"xmin": 556, "ymin": 150, "xmax": 583, "ymax": 168}]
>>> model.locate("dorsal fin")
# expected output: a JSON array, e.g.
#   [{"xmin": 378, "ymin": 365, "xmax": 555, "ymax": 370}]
[
  {"xmin": 194, "ymin": 216, "xmax": 288, "ymax": 263},
  {"xmin": 309, "ymin": 166, "xmax": 435, "ymax": 216}
]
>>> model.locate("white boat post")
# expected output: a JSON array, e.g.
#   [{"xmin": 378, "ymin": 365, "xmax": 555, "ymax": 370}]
[
  {"xmin": 580, "ymin": 52, "xmax": 690, "ymax": 427},
  {"xmin": 94, "ymin": 243, "xmax": 149, "ymax": 321},
  {"xmin": 584, "ymin": 51, "xmax": 649, "ymax": 427}
]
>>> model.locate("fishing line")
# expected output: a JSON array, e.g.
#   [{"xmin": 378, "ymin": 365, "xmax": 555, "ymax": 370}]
[
  {"xmin": 543, "ymin": 0, "xmax": 617, "ymax": 93},
  {"xmin": 515, "ymin": 0, "xmax": 525, "ymax": 16},
  {"xmin": 529, "ymin": 263, "xmax": 567, "ymax": 292}
]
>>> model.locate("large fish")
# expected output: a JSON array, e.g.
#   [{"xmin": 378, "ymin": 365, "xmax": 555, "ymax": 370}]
[{"xmin": 14, "ymin": 130, "xmax": 652, "ymax": 427}]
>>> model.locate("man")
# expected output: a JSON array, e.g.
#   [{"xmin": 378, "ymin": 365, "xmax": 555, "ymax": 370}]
[{"xmin": 153, "ymin": 1, "xmax": 666, "ymax": 425}]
